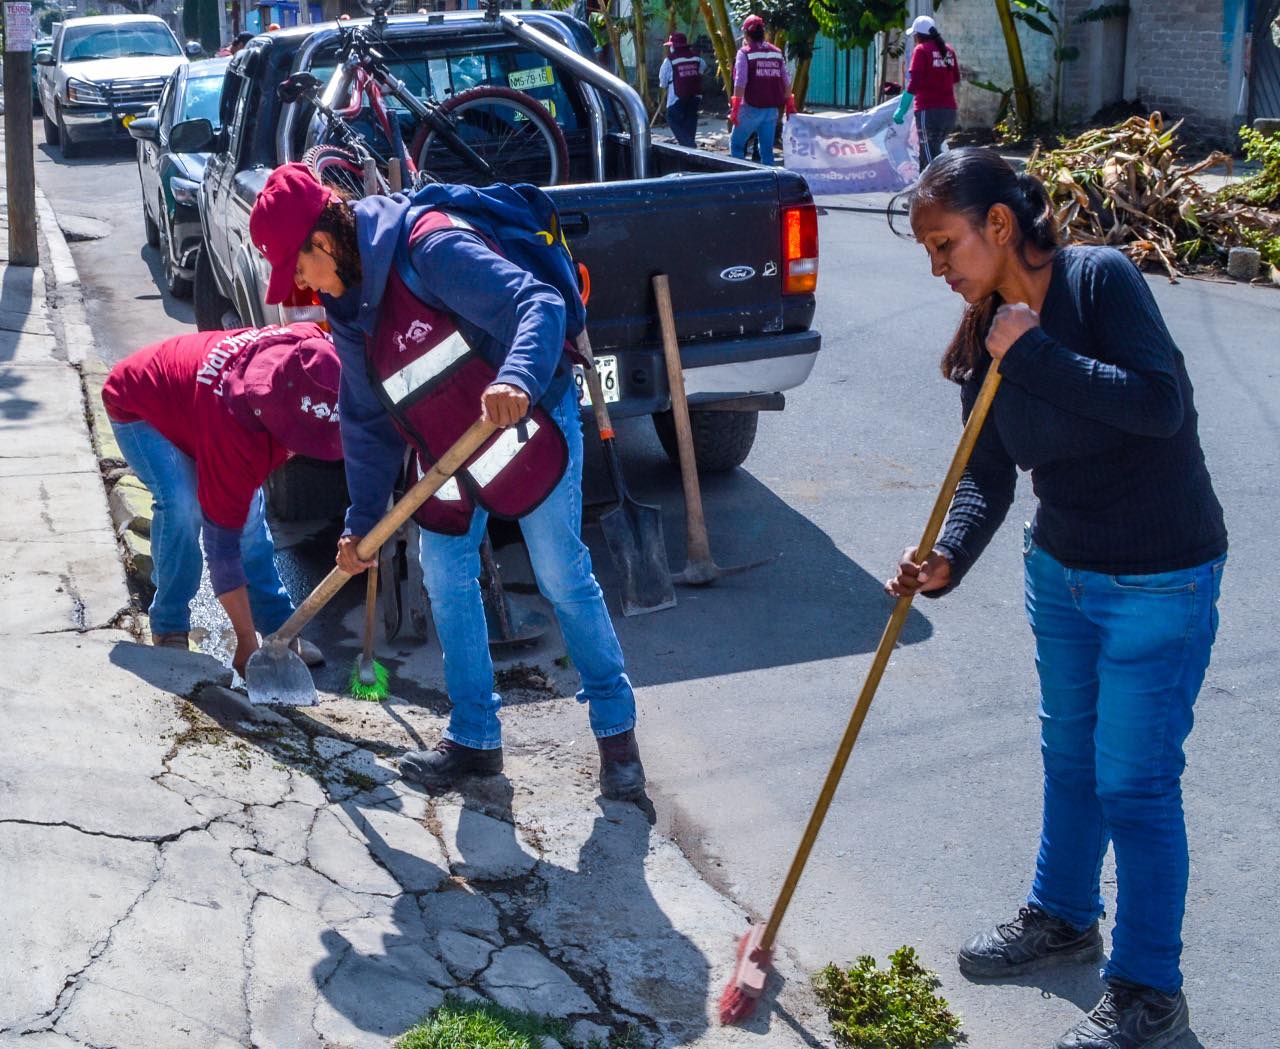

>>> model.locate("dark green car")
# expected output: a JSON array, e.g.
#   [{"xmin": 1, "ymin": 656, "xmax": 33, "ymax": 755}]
[
  {"xmin": 128, "ymin": 57, "xmax": 228, "ymax": 299},
  {"xmin": 32, "ymin": 37, "xmax": 53, "ymax": 111}
]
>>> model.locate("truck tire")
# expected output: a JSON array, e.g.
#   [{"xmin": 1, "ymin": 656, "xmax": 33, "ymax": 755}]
[
  {"xmin": 143, "ymin": 197, "xmax": 160, "ymax": 249},
  {"xmin": 57, "ymin": 107, "xmax": 81, "ymax": 159},
  {"xmin": 266, "ymin": 458, "xmax": 348, "ymax": 523},
  {"xmin": 193, "ymin": 247, "xmax": 238, "ymax": 331},
  {"xmin": 43, "ymin": 109, "xmax": 58, "ymax": 144},
  {"xmin": 652, "ymin": 409, "xmax": 759, "ymax": 473}
]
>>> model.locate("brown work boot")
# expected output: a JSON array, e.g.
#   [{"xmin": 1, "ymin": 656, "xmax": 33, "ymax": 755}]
[
  {"xmin": 152, "ymin": 631, "xmax": 190, "ymax": 651},
  {"xmin": 597, "ymin": 729, "xmax": 646, "ymax": 801}
]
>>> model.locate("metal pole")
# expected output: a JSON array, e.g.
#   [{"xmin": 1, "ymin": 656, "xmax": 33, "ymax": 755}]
[{"xmin": 4, "ymin": 1, "xmax": 39, "ymax": 267}]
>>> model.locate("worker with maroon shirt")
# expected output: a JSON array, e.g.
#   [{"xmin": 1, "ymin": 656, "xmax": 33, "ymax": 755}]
[
  {"xmin": 658, "ymin": 31, "xmax": 707, "ymax": 148},
  {"xmin": 729, "ymin": 14, "xmax": 796, "ymax": 166},
  {"xmin": 102, "ymin": 324, "xmax": 343, "ymax": 675},
  {"xmin": 893, "ymin": 15, "xmax": 961, "ymax": 171}
]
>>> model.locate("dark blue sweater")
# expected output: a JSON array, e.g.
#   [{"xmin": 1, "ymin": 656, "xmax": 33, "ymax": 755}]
[
  {"xmin": 937, "ymin": 246, "xmax": 1227, "ymax": 583},
  {"xmin": 322, "ymin": 194, "xmax": 570, "ymax": 537}
]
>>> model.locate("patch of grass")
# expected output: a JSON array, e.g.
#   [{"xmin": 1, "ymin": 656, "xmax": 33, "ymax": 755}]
[
  {"xmin": 395, "ymin": 997, "xmax": 570, "ymax": 1048},
  {"xmin": 814, "ymin": 946, "xmax": 963, "ymax": 1049}
]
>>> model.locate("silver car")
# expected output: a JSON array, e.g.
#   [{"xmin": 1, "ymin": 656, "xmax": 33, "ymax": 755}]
[{"xmin": 37, "ymin": 15, "xmax": 198, "ymax": 159}]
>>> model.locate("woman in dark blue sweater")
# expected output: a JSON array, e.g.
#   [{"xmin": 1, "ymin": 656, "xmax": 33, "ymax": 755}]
[{"xmin": 888, "ymin": 149, "xmax": 1227, "ymax": 1049}]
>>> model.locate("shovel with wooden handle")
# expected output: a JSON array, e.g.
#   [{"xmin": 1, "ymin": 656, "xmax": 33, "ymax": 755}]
[
  {"xmin": 653, "ymin": 274, "xmax": 773, "ymax": 586},
  {"xmin": 576, "ymin": 330, "xmax": 676, "ymax": 616},
  {"xmin": 246, "ymin": 418, "xmax": 498, "ymax": 706}
]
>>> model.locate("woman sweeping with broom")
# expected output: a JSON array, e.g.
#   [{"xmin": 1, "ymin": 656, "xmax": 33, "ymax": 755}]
[{"xmin": 887, "ymin": 148, "xmax": 1227, "ymax": 1049}]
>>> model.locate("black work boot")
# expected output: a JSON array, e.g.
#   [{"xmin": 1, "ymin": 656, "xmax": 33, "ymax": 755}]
[
  {"xmin": 597, "ymin": 729, "xmax": 646, "ymax": 801},
  {"xmin": 399, "ymin": 739, "xmax": 503, "ymax": 790},
  {"xmin": 1056, "ymin": 979, "xmax": 1190, "ymax": 1049},
  {"xmin": 958, "ymin": 905, "xmax": 1103, "ymax": 978}
]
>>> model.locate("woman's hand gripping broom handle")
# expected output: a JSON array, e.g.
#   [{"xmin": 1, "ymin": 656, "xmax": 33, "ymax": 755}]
[
  {"xmin": 759, "ymin": 363, "xmax": 1003, "ymax": 951},
  {"xmin": 265, "ymin": 418, "xmax": 499, "ymax": 647}
]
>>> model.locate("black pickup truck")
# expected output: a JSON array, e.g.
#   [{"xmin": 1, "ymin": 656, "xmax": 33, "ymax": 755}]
[{"xmin": 183, "ymin": 11, "xmax": 820, "ymax": 511}]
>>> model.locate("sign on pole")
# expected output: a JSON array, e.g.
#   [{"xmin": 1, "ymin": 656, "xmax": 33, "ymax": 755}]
[{"xmin": 4, "ymin": 1, "xmax": 33, "ymax": 50}]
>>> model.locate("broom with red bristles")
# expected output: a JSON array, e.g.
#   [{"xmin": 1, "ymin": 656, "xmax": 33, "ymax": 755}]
[{"xmin": 719, "ymin": 361, "xmax": 1004, "ymax": 1025}]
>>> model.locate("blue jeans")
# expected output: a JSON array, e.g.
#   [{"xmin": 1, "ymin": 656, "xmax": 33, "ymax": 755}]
[
  {"xmin": 730, "ymin": 103, "xmax": 779, "ymax": 166},
  {"xmin": 417, "ymin": 387, "xmax": 636, "ymax": 749},
  {"xmin": 1023, "ymin": 529, "xmax": 1225, "ymax": 994},
  {"xmin": 110, "ymin": 420, "xmax": 295, "ymax": 637},
  {"xmin": 667, "ymin": 95, "xmax": 700, "ymax": 148}
]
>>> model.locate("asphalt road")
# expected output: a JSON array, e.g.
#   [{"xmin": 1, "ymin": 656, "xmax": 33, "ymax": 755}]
[{"xmin": 36, "ymin": 125, "xmax": 1279, "ymax": 1049}]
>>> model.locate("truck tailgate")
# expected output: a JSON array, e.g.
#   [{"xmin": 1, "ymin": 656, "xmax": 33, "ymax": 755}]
[{"xmin": 548, "ymin": 169, "xmax": 811, "ymax": 354}]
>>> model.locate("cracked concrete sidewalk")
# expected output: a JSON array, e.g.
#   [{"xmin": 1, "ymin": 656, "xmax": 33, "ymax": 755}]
[{"xmin": 0, "ymin": 174, "xmax": 831, "ymax": 1047}]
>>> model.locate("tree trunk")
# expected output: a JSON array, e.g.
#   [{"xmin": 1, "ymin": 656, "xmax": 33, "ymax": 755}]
[
  {"xmin": 632, "ymin": 0, "xmax": 651, "ymax": 113},
  {"xmin": 603, "ymin": 5, "xmax": 625, "ymax": 81},
  {"xmin": 993, "ymin": 0, "xmax": 1034, "ymax": 127},
  {"xmin": 793, "ymin": 53, "xmax": 812, "ymax": 111},
  {"xmin": 698, "ymin": 0, "xmax": 733, "ymax": 96},
  {"xmin": 858, "ymin": 44, "xmax": 869, "ymax": 107},
  {"xmin": 710, "ymin": 0, "xmax": 738, "ymax": 92}
]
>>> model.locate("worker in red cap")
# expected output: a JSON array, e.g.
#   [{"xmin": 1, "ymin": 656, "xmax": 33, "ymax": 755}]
[
  {"xmin": 658, "ymin": 31, "xmax": 706, "ymax": 148},
  {"xmin": 102, "ymin": 325, "xmax": 343, "ymax": 675},
  {"xmin": 247, "ymin": 164, "xmax": 646, "ymax": 802},
  {"xmin": 729, "ymin": 13, "xmax": 796, "ymax": 166}
]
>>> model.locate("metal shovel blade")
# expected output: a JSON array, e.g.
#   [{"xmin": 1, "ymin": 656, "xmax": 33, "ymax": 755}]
[
  {"xmin": 245, "ymin": 641, "xmax": 318, "ymax": 707},
  {"xmin": 600, "ymin": 497, "xmax": 676, "ymax": 616}
]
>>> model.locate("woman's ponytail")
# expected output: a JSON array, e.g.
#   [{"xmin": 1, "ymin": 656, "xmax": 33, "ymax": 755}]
[{"xmin": 926, "ymin": 26, "xmax": 955, "ymax": 68}]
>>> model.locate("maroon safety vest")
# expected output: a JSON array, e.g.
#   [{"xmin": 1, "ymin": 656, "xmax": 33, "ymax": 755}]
[
  {"xmin": 366, "ymin": 210, "xmax": 568, "ymax": 536},
  {"xmin": 742, "ymin": 41, "xmax": 787, "ymax": 109},
  {"xmin": 670, "ymin": 50, "xmax": 702, "ymax": 100}
]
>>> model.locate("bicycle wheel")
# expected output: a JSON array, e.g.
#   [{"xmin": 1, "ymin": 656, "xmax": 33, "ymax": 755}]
[
  {"xmin": 410, "ymin": 86, "xmax": 570, "ymax": 187},
  {"xmin": 303, "ymin": 143, "xmax": 382, "ymax": 199}
]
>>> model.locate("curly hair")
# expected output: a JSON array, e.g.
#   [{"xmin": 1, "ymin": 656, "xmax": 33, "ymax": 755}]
[{"xmin": 301, "ymin": 199, "xmax": 362, "ymax": 290}]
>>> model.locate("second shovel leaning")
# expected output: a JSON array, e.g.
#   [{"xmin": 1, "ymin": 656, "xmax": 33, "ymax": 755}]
[{"xmin": 576, "ymin": 330, "xmax": 676, "ymax": 616}]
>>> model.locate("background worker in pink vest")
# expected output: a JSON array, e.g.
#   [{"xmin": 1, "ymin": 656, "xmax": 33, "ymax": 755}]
[
  {"xmin": 729, "ymin": 13, "xmax": 796, "ymax": 166},
  {"xmin": 248, "ymin": 164, "xmax": 646, "ymax": 802},
  {"xmin": 893, "ymin": 14, "xmax": 961, "ymax": 171},
  {"xmin": 658, "ymin": 31, "xmax": 707, "ymax": 148},
  {"xmin": 101, "ymin": 325, "xmax": 342, "ymax": 674}
]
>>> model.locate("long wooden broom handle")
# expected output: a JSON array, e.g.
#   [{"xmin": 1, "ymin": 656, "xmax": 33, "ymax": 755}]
[
  {"xmin": 760, "ymin": 363, "xmax": 1004, "ymax": 950},
  {"xmin": 267, "ymin": 417, "xmax": 498, "ymax": 646}
]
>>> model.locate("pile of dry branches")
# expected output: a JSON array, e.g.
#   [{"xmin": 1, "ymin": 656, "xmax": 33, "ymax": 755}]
[{"xmin": 1027, "ymin": 114, "xmax": 1280, "ymax": 280}]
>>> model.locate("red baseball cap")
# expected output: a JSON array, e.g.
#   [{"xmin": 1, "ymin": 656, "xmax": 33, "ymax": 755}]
[
  {"xmin": 664, "ymin": 31, "xmax": 688, "ymax": 48},
  {"xmin": 249, "ymin": 162, "xmax": 337, "ymax": 306},
  {"xmin": 742, "ymin": 14, "xmax": 765, "ymax": 33},
  {"xmin": 228, "ymin": 333, "xmax": 343, "ymax": 460}
]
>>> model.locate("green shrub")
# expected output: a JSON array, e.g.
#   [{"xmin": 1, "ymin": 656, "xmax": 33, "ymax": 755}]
[
  {"xmin": 395, "ymin": 998, "xmax": 570, "ymax": 1049},
  {"xmin": 813, "ymin": 946, "xmax": 963, "ymax": 1049},
  {"xmin": 1221, "ymin": 127, "xmax": 1280, "ymax": 210}
]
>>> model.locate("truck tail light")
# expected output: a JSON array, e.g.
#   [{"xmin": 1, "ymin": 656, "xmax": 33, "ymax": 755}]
[
  {"xmin": 781, "ymin": 204, "xmax": 818, "ymax": 295},
  {"xmin": 280, "ymin": 286, "xmax": 329, "ymax": 331}
]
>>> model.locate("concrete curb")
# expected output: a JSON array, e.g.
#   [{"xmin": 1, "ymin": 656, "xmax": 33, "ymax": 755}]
[{"xmin": 35, "ymin": 179, "xmax": 156, "ymax": 612}]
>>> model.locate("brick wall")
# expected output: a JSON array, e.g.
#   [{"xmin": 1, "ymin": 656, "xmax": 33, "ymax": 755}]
[{"xmin": 1121, "ymin": 0, "xmax": 1246, "ymax": 145}]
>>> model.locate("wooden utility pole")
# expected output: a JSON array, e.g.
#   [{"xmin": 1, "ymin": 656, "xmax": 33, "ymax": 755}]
[{"xmin": 3, "ymin": 0, "xmax": 39, "ymax": 267}]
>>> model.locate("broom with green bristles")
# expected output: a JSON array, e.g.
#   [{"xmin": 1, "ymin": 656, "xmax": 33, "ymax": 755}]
[{"xmin": 347, "ymin": 564, "xmax": 390, "ymax": 701}]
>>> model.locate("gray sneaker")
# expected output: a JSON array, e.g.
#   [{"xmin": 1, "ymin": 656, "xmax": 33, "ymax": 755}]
[
  {"xmin": 1055, "ymin": 979, "xmax": 1190, "ymax": 1049},
  {"xmin": 959, "ymin": 905, "xmax": 1103, "ymax": 978}
]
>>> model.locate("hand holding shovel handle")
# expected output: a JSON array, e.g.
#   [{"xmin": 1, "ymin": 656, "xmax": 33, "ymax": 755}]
[{"xmin": 266, "ymin": 418, "xmax": 498, "ymax": 647}]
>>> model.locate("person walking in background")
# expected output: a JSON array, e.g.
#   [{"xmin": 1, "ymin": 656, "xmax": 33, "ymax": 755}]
[
  {"xmin": 729, "ymin": 14, "xmax": 796, "ymax": 167},
  {"xmin": 889, "ymin": 148, "xmax": 1227, "ymax": 1049},
  {"xmin": 893, "ymin": 14, "xmax": 960, "ymax": 171},
  {"xmin": 659, "ymin": 31, "xmax": 706, "ymax": 149}
]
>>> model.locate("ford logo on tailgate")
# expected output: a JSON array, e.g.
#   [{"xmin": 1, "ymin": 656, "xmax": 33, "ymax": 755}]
[{"xmin": 720, "ymin": 265, "xmax": 756, "ymax": 282}]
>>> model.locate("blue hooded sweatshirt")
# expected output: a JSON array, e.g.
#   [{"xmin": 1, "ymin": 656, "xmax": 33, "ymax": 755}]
[{"xmin": 322, "ymin": 193, "xmax": 571, "ymax": 537}]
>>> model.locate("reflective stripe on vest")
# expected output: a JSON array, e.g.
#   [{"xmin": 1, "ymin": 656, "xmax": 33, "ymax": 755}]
[{"xmin": 381, "ymin": 331, "xmax": 471, "ymax": 404}]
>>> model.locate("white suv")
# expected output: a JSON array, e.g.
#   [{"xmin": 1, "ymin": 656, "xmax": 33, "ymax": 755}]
[{"xmin": 37, "ymin": 15, "xmax": 198, "ymax": 158}]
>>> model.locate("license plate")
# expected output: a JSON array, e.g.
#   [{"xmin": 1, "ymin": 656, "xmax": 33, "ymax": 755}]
[
  {"xmin": 573, "ymin": 355, "xmax": 620, "ymax": 407},
  {"xmin": 507, "ymin": 65, "xmax": 554, "ymax": 91}
]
